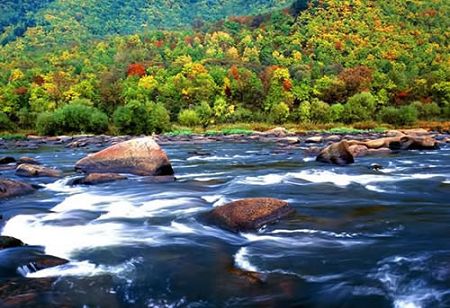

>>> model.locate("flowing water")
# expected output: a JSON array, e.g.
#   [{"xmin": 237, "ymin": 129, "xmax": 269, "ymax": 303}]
[{"xmin": 0, "ymin": 140, "xmax": 449, "ymax": 307}]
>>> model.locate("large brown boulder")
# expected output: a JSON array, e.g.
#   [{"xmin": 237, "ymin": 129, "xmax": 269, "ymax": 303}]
[
  {"xmin": 16, "ymin": 164, "xmax": 62, "ymax": 178},
  {"xmin": 316, "ymin": 140, "xmax": 355, "ymax": 165},
  {"xmin": 0, "ymin": 179, "xmax": 35, "ymax": 199},
  {"xmin": 75, "ymin": 137, "xmax": 174, "ymax": 176},
  {"xmin": 209, "ymin": 198, "xmax": 294, "ymax": 232}
]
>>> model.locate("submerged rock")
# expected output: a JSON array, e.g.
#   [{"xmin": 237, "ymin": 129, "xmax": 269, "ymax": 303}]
[
  {"xmin": 316, "ymin": 140, "xmax": 355, "ymax": 165},
  {"xmin": 31, "ymin": 255, "xmax": 69, "ymax": 271},
  {"xmin": 209, "ymin": 198, "xmax": 294, "ymax": 232},
  {"xmin": 16, "ymin": 164, "xmax": 62, "ymax": 178},
  {"xmin": 75, "ymin": 137, "xmax": 174, "ymax": 176},
  {"xmin": 0, "ymin": 179, "xmax": 35, "ymax": 199},
  {"xmin": 0, "ymin": 236, "xmax": 24, "ymax": 250},
  {"xmin": 17, "ymin": 157, "xmax": 40, "ymax": 165},
  {"xmin": 0, "ymin": 157, "xmax": 16, "ymax": 165},
  {"xmin": 71, "ymin": 173, "xmax": 127, "ymax": 185}
]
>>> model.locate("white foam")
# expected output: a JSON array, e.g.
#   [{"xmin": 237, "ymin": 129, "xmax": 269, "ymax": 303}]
[
  {"xmin": 176, "ymin": 172, "xmax": 226, "ymax": 179},
  {"xmin": 238, "ymin": 174, "xmax": 286, "ymax": 185},
  {"xmin": 26, "ymin": 258, "xmax": 142, "ymax": 279},
  {"xmin": 234, "ymin": 247, "xmax": 259, "ymax": 272},
  {"xmin": 238, "ymin": 169, "xmax": 450, "ymax": 188},
  {"xmin": 201, "ymin": 195, "xmax": 223, "ymax": 203},
  {"xmin": 44, "ymin": 177, "xmax": 85, "ymax": 194},
  {"xmin": 2, "ymin": 215, "xmax": 158, "ymax": 259},
  {"xmin": 187, "ymin": 155, "xmax": 250, "ymax": 162},
  {"xmin": 97, "ymin": 197, "xmax": 196, "ymax": 220}
]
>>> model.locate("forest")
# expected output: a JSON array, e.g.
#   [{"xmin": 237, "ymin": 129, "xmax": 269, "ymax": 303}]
[{"xmin": 0, "ymin": 0, "xmax": 449, "ymax": 135}]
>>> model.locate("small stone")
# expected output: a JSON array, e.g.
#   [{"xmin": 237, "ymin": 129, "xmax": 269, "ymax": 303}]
[
  {"xmin": 16, "ymin": 164, "xmax": 62, "ymax": 178},
  {"xmin": 0, "ymin": 236, "xmax": 24, "ymax": 249},
  {"xmin": 305, "ymin": 136, "xmax": 323, "ymax": 144}
]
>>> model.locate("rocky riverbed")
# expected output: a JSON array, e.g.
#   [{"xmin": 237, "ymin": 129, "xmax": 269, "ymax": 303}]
[{"xmin": 0, "ymin": 128, "xmax": 449, "ymax": 307}]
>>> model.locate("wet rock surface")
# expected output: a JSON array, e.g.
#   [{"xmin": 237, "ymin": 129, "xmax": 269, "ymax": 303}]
[
  {"xmin": 71, "ymin": 173, "xmax": 127, "ymax": 185},
  {"xmin": 209, "ymin": 198, "xmax": 295, "ymax": 232},
  {"xmin": 16, "ymin": 164, "xmax": 62, "ymax": 178},
  {"xmin": 75, "ymin": 137, "xmax": 174, "ymax": 176},
  {"xmin": 0, "ymin": 179, "xmax": 35, "ymax": 199}
]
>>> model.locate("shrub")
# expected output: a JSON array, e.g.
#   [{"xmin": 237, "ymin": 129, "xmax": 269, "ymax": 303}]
[
  {"xmin": 378, "ymin": 105, "xmax": 418, "ymax": 126},
  {"xmin": 229, "ymin": 106, "xmax": 254, "ymax": 123},
  {"xmin": 310, "ymin": 99, "xmax": 331, "ymax": 123},
  {"xmin": 195, "ymin": 101, "xmax": 212, "ymax": 127},
  {"xmin": 147, "ymin": 102, "xmax": 171, "ymax": 133},
  {"xmin": 399, "ymin": 105, "xmax": 419, "ymax": 125},
  {"xmin": 0, "ymin": 112, "xmax": 16, "ymax": 131},
  {"xmin": 178, "ymin": 109, "xmax": 201, "ymax": 127},
  {"xmin": 113, "ymin": 101, "xmax": 170, "ymax": 135},
  {"xmin": 270, "ymin": 102, "xmax": 290, "ymax": 124},
  {"xmin": 412, "ymin": 101, "xmax": 441, "ymax": 120},
  {"xmin": 60, "ymin": 103, "xmax": 108, "ymax": 134},
  {"xmin": 17, "ymin": 108, "xmax": 37, "ymax": 129},
  {"xmin": 342, "ymin": 92, "xmax": 376, "ymax": 123},
  {"xmin": 36, "ymin": 111, "xmax": 64, "ymax": 136},
  {"xmin": 36, "ymin": 104, "xmax": 108, "ymax": 136},
  {"xmin": 296, "ymin": 101, "xmax": 311, "ymax": 123},
  {"xmin": 329, "ymin": 103, "xmax": 344, "ymax": 122}
]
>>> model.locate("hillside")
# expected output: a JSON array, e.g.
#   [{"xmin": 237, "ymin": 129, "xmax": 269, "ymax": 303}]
[
  {"xmin": 0, "ymin": 0, "xmax": 294, "ymax": 45},
  {"xmin": 0, "ymin": 0, "xmax": 449, "ymax": 135}
]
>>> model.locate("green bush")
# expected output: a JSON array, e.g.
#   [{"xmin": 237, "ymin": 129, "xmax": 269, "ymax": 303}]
[
  {"xmin": 178, "ymin": 109, "xmax": 201, "ymax": 127},
  {"xmin": 329, "ymin": 103, "xmax": 344, "ymax": 122},
  {"xmin": 113, "ymin": 101, "xmax": 170, "ymax": 135},
  {"xmin": 270, "ymin": 102, "xmax": 290, "ymax": 124},
  {"xmin": 296, "ymin": 101, "xmax": 311, "ymax": 123},
  {"xmin": 36, "ymin": 111, "xmax": 64, "ymax": 136},
  {"xmin": 342, "ymin": 92, "xmax": 377, "ymax": 123},
  {"xmin": 0, "ymin": 112, "xmax": 16, "ymax": 131},
  {"xmin": 36, "ymin": 104, "xmax": 108, "ymax": 136},
  {"xmin": 149, "ymin": 102, "xmax": 171, "ymax": 133},
  {"xmin": 412, "ymin": 101, "xmax": 441, "ymax": 120},
  {"xmin": 195, "ymin": 101, "xmax": 212, "ymax": 127},
  {"xmin": 378, "ymin": 105, "xmax": 418, "ymax": 126},
  {"xmin": 228, "ymin": 106, "xmax": 254, "ymax": 123},
  {"xmin": 310, "ymin": 99, "xmax": 331, "ymax": 123},
  {"xmin": 17, "ymin": 108, "xmax": 37, "ymax": 129}
]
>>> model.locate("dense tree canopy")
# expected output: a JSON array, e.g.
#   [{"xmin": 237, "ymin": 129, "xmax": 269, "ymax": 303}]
[{"xmin": 0, "ymin": 0, "xmax": 449, "ymax": 135}]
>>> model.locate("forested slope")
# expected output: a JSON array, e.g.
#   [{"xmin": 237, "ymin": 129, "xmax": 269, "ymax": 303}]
[{"xmin": 0, "ymin": 0, "xmax": 449, "ymax": 135}]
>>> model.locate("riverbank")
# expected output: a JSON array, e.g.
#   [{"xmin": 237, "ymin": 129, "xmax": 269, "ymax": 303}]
[{"xmin": 1, "ymin": 126, "xmax": 449, "ymax": 152}]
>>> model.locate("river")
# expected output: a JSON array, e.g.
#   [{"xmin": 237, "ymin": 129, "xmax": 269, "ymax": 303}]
[{"xmin": 0, "ymin": 139, "xmax": 449, "ymax": 307}]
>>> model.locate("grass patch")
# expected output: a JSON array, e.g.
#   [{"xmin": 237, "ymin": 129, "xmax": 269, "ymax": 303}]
[
  {"xmin": 221, "ymin": 128, "xmax": 253, "ymax": 135},
  {"xmin": 0, "ymin": 133, "xmax": 27, "ymax": 140},
  {"xmin": 165, "ymin": 129, "xmax": 193, "ymax": 136}
]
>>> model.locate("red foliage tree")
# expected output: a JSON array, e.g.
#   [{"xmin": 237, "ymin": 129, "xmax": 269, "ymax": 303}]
[
  {"xmin": 14, "ymin": 86, "xmax": 28, "ymax": 95},
  {"xmin": 127, "ymin": 64, "xmax": 146, "ymax": 77},
  {"xmin": 283, "ymin": 79, "xmax": 293, "ymax": 91},
  {"xmin": 338, "ymin": 65, "xmax": 373, "ymax": 95},
  {"xmin": 229, "ymin": 65, "xmax": 240, "ymax": 80}
]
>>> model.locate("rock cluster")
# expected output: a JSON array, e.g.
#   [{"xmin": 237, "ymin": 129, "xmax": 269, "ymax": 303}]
[{"xmin": 315, "ymin": 130, "xmax": 440, "ymax": 165}]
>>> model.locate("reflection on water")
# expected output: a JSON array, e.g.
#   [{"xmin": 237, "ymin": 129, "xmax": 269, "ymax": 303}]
[{"xmin": 0, "ymin": 141, "xmax": 449, "ymax": 307}]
